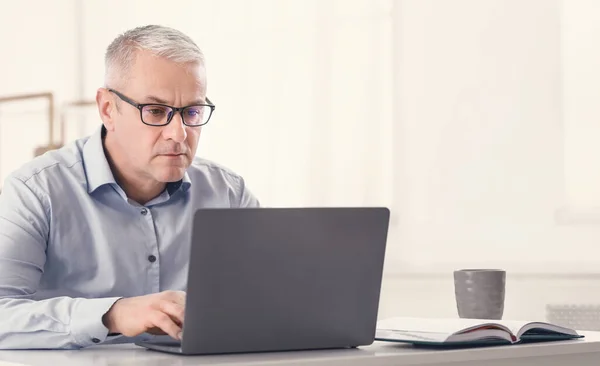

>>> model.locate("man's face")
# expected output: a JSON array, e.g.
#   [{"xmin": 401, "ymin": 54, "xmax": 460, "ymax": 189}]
[{"xmin": 106, "ymin": 50, "xmax": 207, "ymax": 183}]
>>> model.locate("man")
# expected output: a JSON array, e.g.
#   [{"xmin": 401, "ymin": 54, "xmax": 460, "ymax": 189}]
[{"xmin": 0, "ymin": 25, "xmax": 259, "ymax": 349}]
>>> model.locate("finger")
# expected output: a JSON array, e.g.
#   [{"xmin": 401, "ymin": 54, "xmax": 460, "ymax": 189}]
[
  {"xmin": 146, "ymin": 327, "xmax": 167, "ymax": 336},
  {"xmin": 166, "ymin": 290, "xmax": 186, "ymax": 306},
  {"xmin": 151, "ymin": 311, "xmax": 182, "ymax": 340},
  {"xmin": 160, "ymin": 300, "xmax": 185, "ymax": 326}
]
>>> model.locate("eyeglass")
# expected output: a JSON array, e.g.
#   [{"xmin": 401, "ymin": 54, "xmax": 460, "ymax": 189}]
[{"xmin": 107, "ymin": 88, "xmax": 215, "ymax": 127}]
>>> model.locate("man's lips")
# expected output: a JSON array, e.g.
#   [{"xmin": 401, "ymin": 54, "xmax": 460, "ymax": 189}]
[{"xmin": 158, "ymin": 153, "xmax": 186, "ymax": 160}]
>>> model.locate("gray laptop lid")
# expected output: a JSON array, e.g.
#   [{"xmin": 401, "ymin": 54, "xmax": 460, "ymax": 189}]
[{"xmin": 181, "ymin": 207, "xmax": 390, "ymax": 354}]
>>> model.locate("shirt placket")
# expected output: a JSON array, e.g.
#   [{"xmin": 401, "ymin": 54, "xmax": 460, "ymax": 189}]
[{"xmin": 139, "ymin": 206, "xmax": 160, "ymax": 294}]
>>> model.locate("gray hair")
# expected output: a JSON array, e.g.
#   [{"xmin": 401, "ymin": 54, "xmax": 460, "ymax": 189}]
[{"xmin": 104, "ymin": 25, "xmax": 205, "ymax": 86}]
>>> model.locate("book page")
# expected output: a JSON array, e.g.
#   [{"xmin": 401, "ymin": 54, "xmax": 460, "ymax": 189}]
[
  {"xmin": 376, "ymin": 328, "xmax": 513, "ymax": 344},
  {"xmin": 516, "ymin": 322, "xmax": 580, "ymax": 338},
  {"xmin": 376, "ymin": 317, "xmax": 513, "ymax": 336},
  {"xmin": 480, "ymin": 319, "xmax": 566, "ymax": 337},
  {"xmin": 376, "ymin": 329, "xmax": 453, "ymax": 343}
]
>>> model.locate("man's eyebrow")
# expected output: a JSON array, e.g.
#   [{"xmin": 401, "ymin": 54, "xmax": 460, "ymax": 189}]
[
  {"xmin": 143, "ymin": 95, "xmax": 206, "ymax": 105},
  {"xmin": 143, "ymin": 95, "xmax": 170, "ymax": 104}
]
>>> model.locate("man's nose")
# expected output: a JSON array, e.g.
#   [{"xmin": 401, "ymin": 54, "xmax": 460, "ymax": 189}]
[{"xmin": 162, "ymin": 111, "xmax": 187, "ymax": 143}]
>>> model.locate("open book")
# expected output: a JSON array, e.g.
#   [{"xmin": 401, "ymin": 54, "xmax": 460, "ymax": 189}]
[{"xmin": 375, "ymin": 317, "xmax": 584, "ymax": 347}]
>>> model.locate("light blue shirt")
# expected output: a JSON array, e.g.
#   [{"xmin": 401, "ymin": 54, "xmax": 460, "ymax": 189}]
[{"xmin": 0, "ymin": 126, "xmax": 259, "ymax": 349}]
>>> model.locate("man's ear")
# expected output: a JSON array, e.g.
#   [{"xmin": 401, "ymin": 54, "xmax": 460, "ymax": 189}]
[{"xmin": 97, "ymin": 88, "xmax": 116, "ymax": 131}]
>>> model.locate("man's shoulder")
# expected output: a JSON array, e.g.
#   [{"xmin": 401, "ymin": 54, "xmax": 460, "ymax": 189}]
[
  {"xmin": 187, "ymin": 157, "xmax": 259, "ymax": 207},
  {"xmin": 8, "ymin": 139, "xmax": 87, "ymax": 186},
  {"xmin": 188, "ymin": 156, "xmax": 245, "ymax": 183}
]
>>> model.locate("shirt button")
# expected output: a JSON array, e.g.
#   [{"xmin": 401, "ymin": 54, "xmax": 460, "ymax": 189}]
[
  {"xmin": 148, "ymin": 255, "xmax": 157, "ymax": 263},
  {"xmin": 140, "ymin": 208, "xmax": 148, "ymax": 215},
  {"xmin": 92, "ymin": 338, "xmax": 100, "ymax": 344}
]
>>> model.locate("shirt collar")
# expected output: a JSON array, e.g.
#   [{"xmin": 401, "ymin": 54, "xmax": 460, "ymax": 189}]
[
  {"xmin": 82, "ymin": 126, "xmax": 192, "ymax": 195},
  {"xmin": 82, "ymin": 126, "xmax": 117, "ymax": 193},
  {"xmin": 167, "ymin": 171, "xmax": 192, "ymax": 196}
]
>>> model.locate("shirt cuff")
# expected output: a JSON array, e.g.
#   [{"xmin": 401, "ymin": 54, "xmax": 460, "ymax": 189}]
[{"xmin": 70, "ymin": 297, "xmax": 122, "ymax": 347}]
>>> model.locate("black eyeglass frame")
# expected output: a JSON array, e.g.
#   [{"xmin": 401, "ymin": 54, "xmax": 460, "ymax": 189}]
[{"xmin": 107, "ymin": 88, "xmax": 215, "ymax": 127}]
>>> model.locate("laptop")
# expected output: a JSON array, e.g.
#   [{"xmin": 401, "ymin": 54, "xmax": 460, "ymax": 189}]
[{"xmin": 135, "ymin": 207, "xmax": 390, "ymax": 355}]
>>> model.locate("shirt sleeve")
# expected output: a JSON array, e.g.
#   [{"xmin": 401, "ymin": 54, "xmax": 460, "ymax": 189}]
[
  {"xmin": 233, "ymin": 175, "xmax": 260, "ymax": 208},
  {"xmin": 0, "ymin": 175, "xmax": 121, "ymax": 349}
]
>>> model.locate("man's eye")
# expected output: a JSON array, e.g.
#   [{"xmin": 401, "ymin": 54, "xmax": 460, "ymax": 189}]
[{"xmin": 148, "ymin": 109, "xmax": 166, "ymax": 115}]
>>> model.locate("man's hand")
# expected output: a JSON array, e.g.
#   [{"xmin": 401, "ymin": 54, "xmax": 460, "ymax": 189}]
[{"xmin": 102, "ymin": 291, "xmax": 186, "ymax": 340}]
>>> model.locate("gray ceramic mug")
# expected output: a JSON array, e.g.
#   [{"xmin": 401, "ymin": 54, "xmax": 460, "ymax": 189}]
[{"xmin": 454, "ymin": 269, "xmax": 506, "ymax": 320}]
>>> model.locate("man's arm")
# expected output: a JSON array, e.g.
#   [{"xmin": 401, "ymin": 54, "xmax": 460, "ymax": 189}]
[
  {"xmin": 0, "ymin": 175, "xmax": 186, "ymax": 349},
  {"xmin": 0, "ymin": 176, "xmax": 121, "ymax": 349}
]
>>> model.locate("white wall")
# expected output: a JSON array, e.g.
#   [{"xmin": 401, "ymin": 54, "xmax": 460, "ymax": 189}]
[
  {"xmin": 387, "ymin": 0, "xmax": 600, "ymax": 275},
  {"xmin": 561, "ymin": 0, "xmax": 600, "ymax": 209},
  {"xmin": 382, "ymin": 0, "xmax": 600, "ymax": 325},
  {"xmin": 0, "ymin": 0, "xmax": 78, "ymax": 184}
]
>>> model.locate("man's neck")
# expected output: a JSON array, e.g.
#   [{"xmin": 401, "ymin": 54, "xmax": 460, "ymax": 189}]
[
  {"xmin": 115, "ymin": 175, "xmax": 166, "ymax": 205},
  {"xmin": 103, "ymin": 134, "xmax": 166, "ymax": 205}
]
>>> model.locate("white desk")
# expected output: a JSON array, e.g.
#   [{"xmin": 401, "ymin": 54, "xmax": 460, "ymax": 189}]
[{"xmin": 1, "ymin": 331, "xmax": 600, "ymax": 366}]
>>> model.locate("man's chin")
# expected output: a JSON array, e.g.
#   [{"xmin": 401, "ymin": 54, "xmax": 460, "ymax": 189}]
[{"xmin": 154, "ymin": 167, "xmax": 187, "ymax": 183}]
